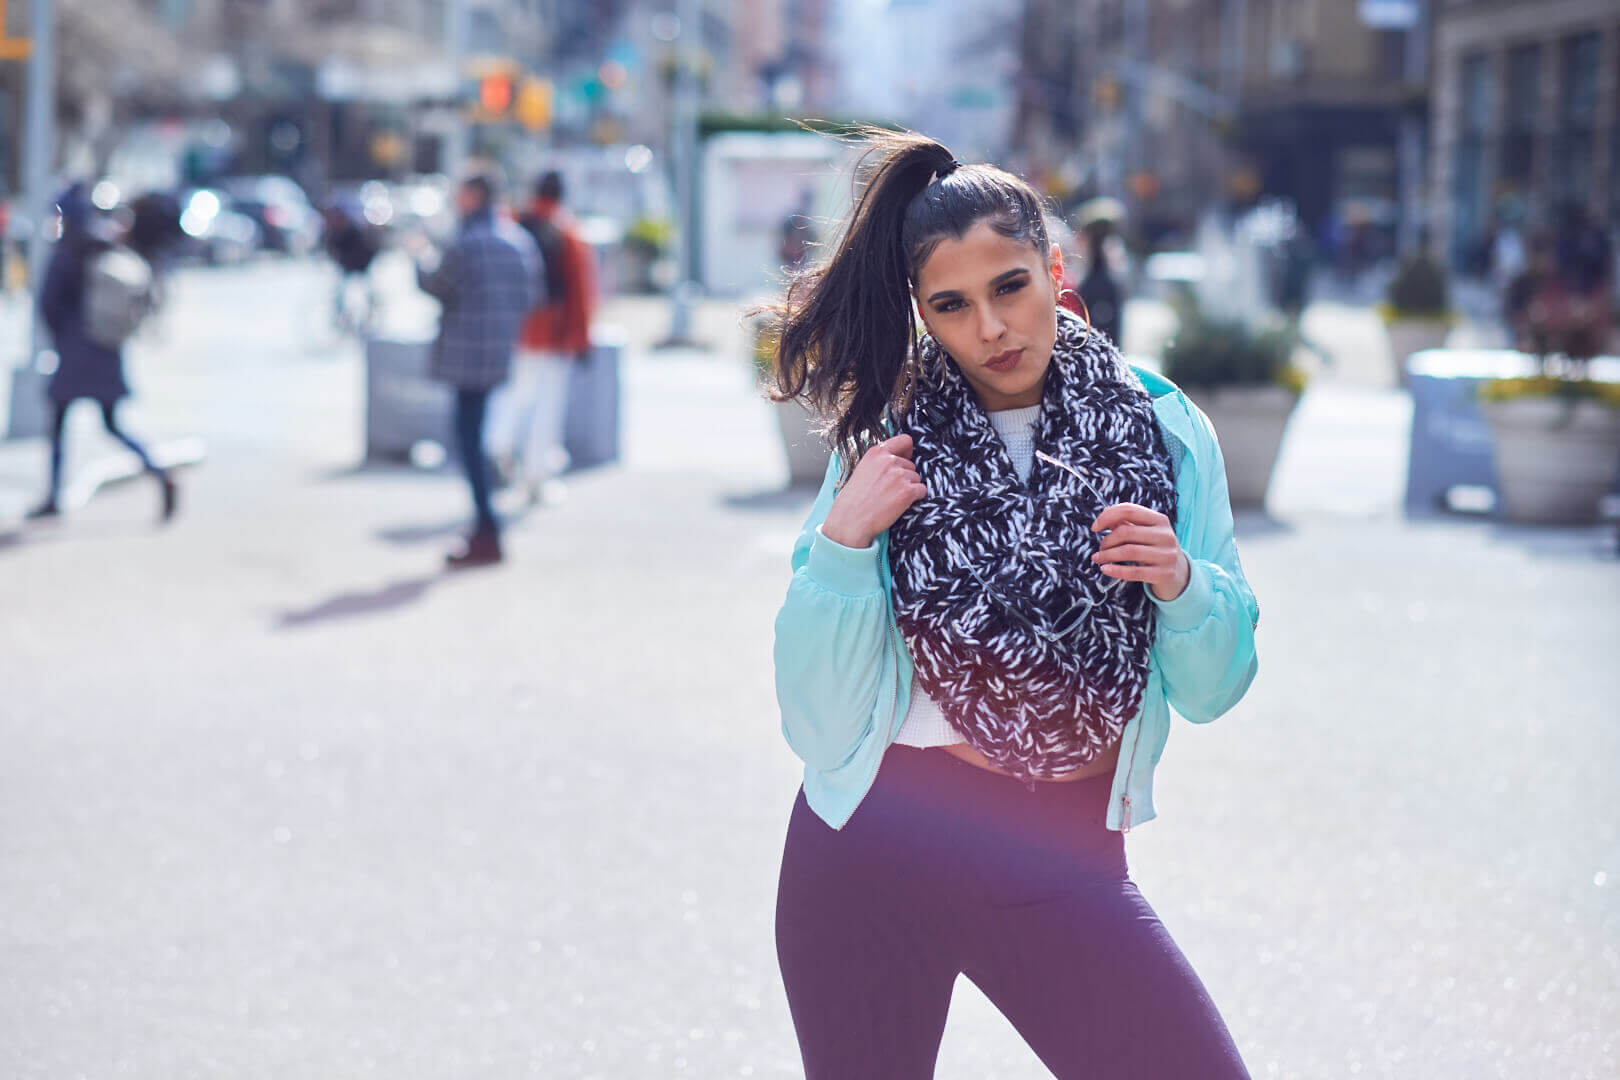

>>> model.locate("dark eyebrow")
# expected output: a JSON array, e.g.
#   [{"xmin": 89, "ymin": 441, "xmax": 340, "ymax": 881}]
[{"xmin": 925, "ymin": 268, "xmax": 1031, "ymax": 305}]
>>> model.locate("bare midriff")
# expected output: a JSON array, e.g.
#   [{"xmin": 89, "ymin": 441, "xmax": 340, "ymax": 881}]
[{"xmin": 934, "ymin": 740, "xmax": 1121, "ymax": 782}]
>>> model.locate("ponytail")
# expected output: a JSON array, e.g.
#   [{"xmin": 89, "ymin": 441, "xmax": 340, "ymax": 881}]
[{"xmin": 760, "ymin": 128, "xmax": 1053, "ymax": 474}]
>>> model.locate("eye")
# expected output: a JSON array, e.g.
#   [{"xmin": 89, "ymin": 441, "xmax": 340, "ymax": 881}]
[
  {"xmin": 996, "ymin": 277, "xmax": 1028, "ymax": 296},
  {"xmin": 934, "ymin": 298, "xmax": 964, "ymax": 313}
]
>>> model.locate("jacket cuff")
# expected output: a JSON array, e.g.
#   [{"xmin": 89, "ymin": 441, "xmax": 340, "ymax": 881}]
[
  {"xmin": 807, "ymin": 527, "xmax": 884, "ymax": 596},
  {"xmin": 1147, "ymin": 557, "xmax": 1215, "ymax": 631}
]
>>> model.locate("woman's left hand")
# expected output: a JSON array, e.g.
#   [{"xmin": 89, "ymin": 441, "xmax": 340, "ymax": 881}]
[{"xmin": 1090, "ymin": 503, "xmax": 1190, "ymax": 602}]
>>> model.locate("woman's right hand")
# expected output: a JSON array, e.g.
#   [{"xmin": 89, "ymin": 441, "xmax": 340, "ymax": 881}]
[{"xmin": 820, "ymin": 434, "xmax": 927, "ymax": 549}]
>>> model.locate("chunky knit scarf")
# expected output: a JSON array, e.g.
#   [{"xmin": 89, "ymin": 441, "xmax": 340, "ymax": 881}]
[{"xmin": 887, "ymin": 309, "xmax": 1178, "ymax": 779}]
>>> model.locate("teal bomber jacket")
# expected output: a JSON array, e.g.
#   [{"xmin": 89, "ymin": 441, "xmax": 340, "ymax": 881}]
[{"xmin": 772, "ymin": 366, "xmax": 1261, "ymax": 831}]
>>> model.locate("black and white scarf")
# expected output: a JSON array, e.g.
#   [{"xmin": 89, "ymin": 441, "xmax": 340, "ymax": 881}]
[{"xmin": 888, "ymin": 309, "xmax": 1178, "ymax": 779}]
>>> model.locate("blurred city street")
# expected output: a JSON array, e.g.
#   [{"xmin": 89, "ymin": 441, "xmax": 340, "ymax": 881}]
[
  {"xmin": 3, "ymin": 0, "xmax": 1620, "ymax": 1074},
  {"xmin": 1, "ymin": 256, "xmax": 1616, "ymax": 1078}
]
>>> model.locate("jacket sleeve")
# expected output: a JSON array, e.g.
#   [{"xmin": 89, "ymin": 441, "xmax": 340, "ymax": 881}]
[
  {"xmin": 772, "ymin": 454, "xmax": 897, "ymax": 772},
  {"xmin": 1147, "ymin": 395, "xmax": 1260, "ymax": 723},
  {"xmin": 416, "ymin": 243, "xmax": 461, "ymax": 306}
]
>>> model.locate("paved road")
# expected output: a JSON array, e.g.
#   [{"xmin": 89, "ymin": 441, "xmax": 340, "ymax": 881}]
[{"xmin": 1, "ymin": 260, "xmax": 1616, "ymax": 1078}]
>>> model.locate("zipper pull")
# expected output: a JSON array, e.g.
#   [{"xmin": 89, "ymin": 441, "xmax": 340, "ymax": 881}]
[{"xmin": 1120, "ymin": 794, "xmax": 1133, "ymax": 832}]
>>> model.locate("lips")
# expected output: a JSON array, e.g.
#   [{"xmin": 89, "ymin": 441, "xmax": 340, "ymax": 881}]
[{"xmin": 986, "ymin": 348, "xmax": 1022, "ymax": 373}]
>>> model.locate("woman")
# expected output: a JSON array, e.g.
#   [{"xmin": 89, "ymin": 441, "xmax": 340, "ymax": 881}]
[
  {"xmin": 767, "ymin": 131, "xmax": 1259, "ymax": 1078},
  {"xmin": 28, "ymin": 183, "xmax": 175, "ymax": 522}
]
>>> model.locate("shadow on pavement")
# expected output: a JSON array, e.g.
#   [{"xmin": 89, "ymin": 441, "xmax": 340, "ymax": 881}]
[
  {"xmin": 1232, "ymin": 509, "xmax": 1295, "ymax": 540},
  {"xmin": 0, "ymin": 518, "xmax": 166, "ymax": 556},
  {"xmin": 374, "ymin": 503, "xmax": 537, "ymax": 546},
  {"xmin": 1485, "ymin": 521, "xmax": 1620, "ymax": 562},
  {"xmin": 274, "ymin": 575, "xmax": 443, "ymax": 629}
]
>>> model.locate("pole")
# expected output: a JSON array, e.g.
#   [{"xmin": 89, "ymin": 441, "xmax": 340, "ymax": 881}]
[
  {"xmin": 23, "ymin": 0, "xmax": 53, "ymax": 364},
  {"xmin": 443, "ymin": 0, "xmax": 466, "ymax": 183},
  {"xmin": 1122, "ymin": 0, "xmax": 1146, "ymax": 185},
  {"xmin": 659, "ymin": 0, "xmax": 701, "ymax": 348},
  {"xmin": 1397, "ymin": 0, "xmax": 1429, "ymax": 256}
]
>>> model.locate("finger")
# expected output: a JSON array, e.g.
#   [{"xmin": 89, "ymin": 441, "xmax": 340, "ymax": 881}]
[
  {"xmin": 882, "ymin": 433, "xmax": 915, "ymax": 459},
  {"xmin": 1097, "ymin": 562, "xmax": 1168, "ymax": 582},
  {"xmin": 1091, "ymin": 544, "xmax": 1173, "ymax": 566},
  {"xmin": 1091, "ymin": 503, "xmax": 1168, "ymax": 533},
  {"xmin": 1093, "ymin": 523, "xmax": 1168, "ymax": 550}
]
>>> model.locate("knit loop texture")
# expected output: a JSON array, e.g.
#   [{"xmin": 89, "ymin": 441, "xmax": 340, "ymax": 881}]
[{"xmin": 888, "ymin": 309, "xmax": 1178, "ymax": 779}]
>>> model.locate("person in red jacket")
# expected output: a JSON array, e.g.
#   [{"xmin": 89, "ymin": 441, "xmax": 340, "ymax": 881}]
[{"xmin": 488, "ymin": 170, "xmax": 599, "ymax": 505}]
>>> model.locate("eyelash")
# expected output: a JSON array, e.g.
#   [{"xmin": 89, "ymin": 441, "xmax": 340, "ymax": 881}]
[{"xmin": 935, "ymin": 278, "xmax": 1027, "ymax": 313}]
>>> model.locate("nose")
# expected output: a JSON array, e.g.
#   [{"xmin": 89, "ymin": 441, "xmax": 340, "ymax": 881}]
[{"xmin": 977, "ymin": 305, "xmax": 1007, "ymax": 344}]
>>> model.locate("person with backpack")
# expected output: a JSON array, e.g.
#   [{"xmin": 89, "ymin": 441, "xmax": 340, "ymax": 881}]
[
  {"xmin": 26, "ymin": 182, "xmax": 175, "ymax": 523},
  {"xmin": 486, "ymin": 170, "xmax": 598, "ymax": 506}
]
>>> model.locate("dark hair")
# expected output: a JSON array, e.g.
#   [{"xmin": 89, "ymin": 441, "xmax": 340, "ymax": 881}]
[
  {"xmin": 536, "ymin": 170, "xmax": 564, "ymax": 203},
  {"xmin": 762, "ymin": 129, "xmax": 1052, "ymax": 470},
  {"xmin": 462, "ymin": 171, "xmax": 500, "ymax": 209}
]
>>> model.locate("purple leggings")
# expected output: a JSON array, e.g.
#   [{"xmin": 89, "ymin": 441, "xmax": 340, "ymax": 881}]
[{"xmin": 775, "ymin": 745, "xmax": 1249, "ymax": 1079}]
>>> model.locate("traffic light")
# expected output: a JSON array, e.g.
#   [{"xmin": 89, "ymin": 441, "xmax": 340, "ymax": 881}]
[
  {"xmin": 479, "ymin": 72, "xmax": 514, "ymax": 115},
  {"xmin": 516, "ymin": 78, "xmax": 553, "ymax": 132}
]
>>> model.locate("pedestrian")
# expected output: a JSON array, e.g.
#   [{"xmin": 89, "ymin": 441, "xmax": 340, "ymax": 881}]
[
  {"xmin": 763, "ymin": 131, "xmax": 1259, "ymax": 1078},
  {"xmin": 323, "ymin": 198, "xmax": 381, "ymax": 333},
  {"xmin": 1074, "ymin": 202, "xmax": 1125, "ymax": 349},
  {"xmin": 486, "ymin": 169, "xmax": 598, "ymax": 505},
  {"xmin": 1551, "ymin": 202, "xmax": 1614, "ymax": 363},
  {"xmin": 27, "ymin": 182, "xmax": 175, "ymax": 523},
  {"xmin": 413, "ymin": 170, "xmax": 540, "ymax": 568}
]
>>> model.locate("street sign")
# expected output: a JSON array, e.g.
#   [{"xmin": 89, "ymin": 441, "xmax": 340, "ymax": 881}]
[{"xmin": 0, "ymin": 0, "xmax": 30, "ymax": 59}]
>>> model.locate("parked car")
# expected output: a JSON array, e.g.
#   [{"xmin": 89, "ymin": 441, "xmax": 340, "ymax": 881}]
[
  {"xmin": 220, "ymin": 175, "xmax": 322, "ymax": 255},
  {"xmin": 177, "ymin": 188, "xmax": 260, "ymax": 265}
]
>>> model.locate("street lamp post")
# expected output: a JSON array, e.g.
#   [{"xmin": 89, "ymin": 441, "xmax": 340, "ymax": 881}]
[
  {"xmin": 658, "ymin": 0, "xmax": 702, "ymax": 349},
  {"xmin": 22, "ymin": 0, "xmax": 53, "ymax": 364}
]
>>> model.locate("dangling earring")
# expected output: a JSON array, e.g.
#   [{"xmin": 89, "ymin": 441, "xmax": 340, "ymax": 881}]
[{"xmin": 1057, "ymin": 289, "xmax": 1094, "ymax": 350}]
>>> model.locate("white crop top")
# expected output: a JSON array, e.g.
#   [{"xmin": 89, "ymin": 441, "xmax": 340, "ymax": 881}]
[{"xmin": 894, "ymin": 403, "xmax": 1042, "ymax": 747}]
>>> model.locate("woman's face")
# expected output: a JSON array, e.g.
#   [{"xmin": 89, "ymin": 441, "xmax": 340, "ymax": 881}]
[{"xmin": 913, "ymin": 221, "xmax": 1064, "ymax": 411}]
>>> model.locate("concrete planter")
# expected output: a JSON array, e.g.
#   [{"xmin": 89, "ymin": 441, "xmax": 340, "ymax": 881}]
[
  {"xmin": 1482, "ymin": 396, "xmax": 1620, "ymax": 524},
  {"xmin": 1384, "ymin": 319, "xmax": 1451, "ymax": 388},
  {"xmin": 774, "ymin": 396, "xmax": 831, "ymax": 487},
  {"xmin": 6, "ymin": 360, "xmax": 52, "ymax": 440},
  {"xmin": 1181, "ymin": 384, "xmax": 1301, "ymax": 509}
]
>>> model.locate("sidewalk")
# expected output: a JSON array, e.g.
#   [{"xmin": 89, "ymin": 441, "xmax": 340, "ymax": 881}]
[{"xmin": 0, "ymin": 266, "xmax": 1530, "ymax": 530}]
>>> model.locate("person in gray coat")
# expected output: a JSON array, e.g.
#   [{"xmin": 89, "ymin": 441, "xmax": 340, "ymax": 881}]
[{"xmin": 415, "ymin": 172, "xmax": 540, "ymax": 567}]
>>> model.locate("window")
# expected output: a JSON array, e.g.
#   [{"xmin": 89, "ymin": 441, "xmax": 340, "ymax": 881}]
[
  {"xmin": 1551, "ymin": 31, "xmax": 1600, "ymax": 206},
  {"xmin": 1499, "ymin": 44, "xmax": 1538, "ymax": 192},
  {"xmin": 1453, "ymin": 52, "xmax": 1491, "ymax": 266}
]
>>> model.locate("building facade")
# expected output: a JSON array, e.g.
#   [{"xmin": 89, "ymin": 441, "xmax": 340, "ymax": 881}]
[
  {"xmin": 1430, "ymin": 0, "xmax": 1619, "ymax": 270},
  {"xmin": 1014, "ymin": 0, "xmax": 1428, "ymax": 258}
]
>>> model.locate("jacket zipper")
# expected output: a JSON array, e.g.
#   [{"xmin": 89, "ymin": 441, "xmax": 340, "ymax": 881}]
[
  {"xmin": 1118, "ymin": 712, "xmax": 1143, "ymax": 832},
  {"xmin": 1119, "ymin": 405, "xmax": 1192, "ymax": 833}
]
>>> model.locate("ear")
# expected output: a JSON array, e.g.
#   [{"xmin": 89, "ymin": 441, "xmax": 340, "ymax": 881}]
[
  {"xmin": 1047, "ymin": 244, "xmax": 1065, "ymax": 291},
  {"xmin": 912, "ymin": 290, "xmax": 933, "ymax": 338}
]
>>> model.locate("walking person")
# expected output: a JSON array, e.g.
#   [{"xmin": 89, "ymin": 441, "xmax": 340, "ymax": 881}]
[
  {"xmin": 413, "ymin": 171, "xmax": 540, "ymax": 568},
  {"xmin": 487, "ymin": 170, "xmax": 598, "ymax": 506},
  {"xmin": 765, "ymin": 132, "xmax": 1259, "ymax": 1078},
  {"xmin": 27, "ymin": 182, "xmax": 175, "ymax": 523},
  {"xmin": 1072, "ymin": 197, "xmax": 1126, "ymax": 349}
]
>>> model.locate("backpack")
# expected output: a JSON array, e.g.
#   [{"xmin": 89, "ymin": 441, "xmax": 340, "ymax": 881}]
[
  {"xmin": 83, "ymin": 246, "xmax": 155, "ymax": 349},
  {"xmin": 519, "ymin": 213, "xmax": 569, "ymax": 308}
]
